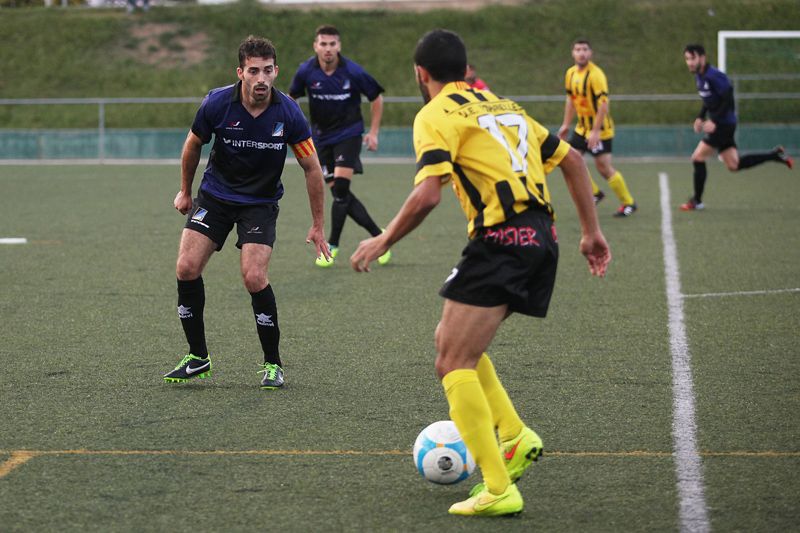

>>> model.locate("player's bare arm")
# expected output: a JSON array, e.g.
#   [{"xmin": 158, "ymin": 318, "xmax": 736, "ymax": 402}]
[
  {"xmin": 174, "ymin": 130, "xmax": 204, "ymax": 215},
  {"xmin": 702, "ymin": 120, "xmax": 717, "ymax": 134},
  {"xmin": 588, "ymin": 100, "xmax": 609, "ymax": 150},
  {"xmin": 557, "ymin": 97, "xmax": 575, "ymax": 139},
  {"xmin": 364, "ymin": 94, "xmax": 383, "ymax": 151},
  {"xmin": 558, "ymin": 147, "xmax": 611, "ymax": 277},
  {"xmin": 351, "ymin": 174, "xmax": 442, "ymax": 272},
  {"xmin": 297, "ymin": 150, "xmax": 331, "ymax": 260}
]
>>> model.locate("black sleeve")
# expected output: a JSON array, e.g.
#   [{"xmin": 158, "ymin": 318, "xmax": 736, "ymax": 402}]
[
  {"xmin": 718, "ymin": 87, "xmax": 735, "ymax": 114},
  {"xmin": 697, "ymin": 104, "xmax": 708, "ymax": 120}
]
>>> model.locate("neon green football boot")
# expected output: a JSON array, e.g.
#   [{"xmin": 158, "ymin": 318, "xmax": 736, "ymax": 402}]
[
  {"xmin": 503, "ymin": 426, "xmax": 543, "ymax": 482},
  {"xmin": 163, "ymin": 354, "xmax": 212, "ymax": 382},
  {"xmin": 469, "ymin": 426, "xmax": 543, "ymax": 496},
  {"xmin": 377, "ymin": 229, "xmax": 392, "ymax": 265},
  {"xmin": 258, "ymin": 362, "xmax": 285, "ymax": 389},
  {"xmin": 315, "ymin": 244, "xmax": 338, "ymax": 268},
  {"xmin": 449, "ymin": 482, "xmax": 523, "ymax": 517}
]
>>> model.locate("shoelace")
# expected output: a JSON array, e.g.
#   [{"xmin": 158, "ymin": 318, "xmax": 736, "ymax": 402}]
[
  {"xmin": 175, "ymin": 354, "xmax": 195, "ymax": 370},
  {"xmin": 258, "ymin": 363, "xmax": 278, "ymax": 380}
]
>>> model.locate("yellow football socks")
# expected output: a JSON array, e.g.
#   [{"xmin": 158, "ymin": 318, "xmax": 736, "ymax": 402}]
[
  {"xmin": 607, "ymin": 171, "xmax": 634, "ymax": 205},
  {"xmin": 442, "ymin": 369, "xmax": 510, "ymax": 495},
  {"xmin": 475, "ymin": 353, "xmax": 523, "ymax": 442},
  {"xmin": 589, "ymin": 173, "xmax": 601, "ymax": 196}
]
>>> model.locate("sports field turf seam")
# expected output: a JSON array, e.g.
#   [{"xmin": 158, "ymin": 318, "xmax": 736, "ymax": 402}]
[{"xmin": 4, "ymin": 448, "xmax": 799, "ymax": 479}]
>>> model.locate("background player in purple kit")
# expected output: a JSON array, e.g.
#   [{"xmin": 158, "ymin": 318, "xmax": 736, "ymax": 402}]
[
  {"xmin": 681, "ymin": 43, "xmax": 793, "ymax": 211},
  {"xmin": 290, "ymin": 25, "xmax": 392, "ymax": 267}
]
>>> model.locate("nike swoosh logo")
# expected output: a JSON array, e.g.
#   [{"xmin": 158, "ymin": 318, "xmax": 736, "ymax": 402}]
[
  {"xmin": 474, "ymin": 491, "xmax": 509, "ymax": 512},
  {"xmin": 186, "ymin": 361, "xmax": 210, "ymax": 375},
  {"xmin": 504, "ymin": 440, "xmax": 522, "ymax": 461}
]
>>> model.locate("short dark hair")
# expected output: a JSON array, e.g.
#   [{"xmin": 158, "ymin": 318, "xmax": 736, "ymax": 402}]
[
  {"xmin": 414, "ymin": 29, "xmax": 467, "ymax": 83},
  {"xmin": 315, "ymin": 24, "xmax": 340, "ymax": 38},
  {"xmin": 572, "ymin": 38, "xmax": 591, "ymax": 48},
  {"xmin": 238, "ymin": 35, "xmax": 277, "ymax": 68},
  {"xmin": 684, "ymin": 43, "xmax": 706, "ymax": 56}
]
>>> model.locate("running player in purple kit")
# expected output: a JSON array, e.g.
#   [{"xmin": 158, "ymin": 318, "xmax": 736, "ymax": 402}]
[
  {"xmin": 163, "ymin": 36, "xmax": 329, "ymax": 389},
  {"xmin": 289, "ymin": 24, "xmax": 392, "ymax": 267},
  {"xmin": 681, "ymin": 43, "xmax": 793, "ymax": 211}
]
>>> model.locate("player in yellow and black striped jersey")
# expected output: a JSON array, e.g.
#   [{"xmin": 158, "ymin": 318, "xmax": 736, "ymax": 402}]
[
  {"xmin": 351, "ymin": 30, "xmax": 610, "ymax": 517},
  {"xmin": 412, "ymin": 82, "xmax": 567, "ymax": 238},
  {"xmin": 558, "ymin": 39, "xmax": 637, "ymax": 217}
]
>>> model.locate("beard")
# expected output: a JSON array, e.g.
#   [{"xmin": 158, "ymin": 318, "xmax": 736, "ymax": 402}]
[
  {"xmin": 417, "ymin": 78, "xmax": 431, "ymax": 104},
  {"xmin": 252, "ymin": 84, "xmax": 269, "ymax": 102}
]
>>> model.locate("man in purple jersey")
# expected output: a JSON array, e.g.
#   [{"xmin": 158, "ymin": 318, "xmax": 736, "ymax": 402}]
[
  {"xmin": 163, "ymin": 36, "xmax": 329, "ymax": 389},
  {"xmin": 290, "ymin": 25, "xmax": 392, "ymax": 267},
  {"xmin": 681, "ymin": 44, "xmax": 793, "ymax": 211}
]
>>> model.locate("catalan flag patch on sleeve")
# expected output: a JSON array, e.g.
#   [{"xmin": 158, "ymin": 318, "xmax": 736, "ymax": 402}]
[{"xmin": 291, "ymin": 138, "xmax": 316, "ymax": 159}]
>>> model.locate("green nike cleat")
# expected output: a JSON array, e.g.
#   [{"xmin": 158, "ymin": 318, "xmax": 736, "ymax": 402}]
[
  {"xmin": 377, "ymin": 249, "xmax": 392, "ymax": 265},
  {"xmin": 503, "ymin": 426, "xmax": 543, "ymax": 482},
  {"xmin": 163, "ymin": 354, "xmax": 212, "ymax": 382},
  {"xmin": 469, "ymin": 426, "xmax": 543, "ymax": 497},
  {"xmin": 315, "ymin": 245, "xmax": 338, "ymax": 268},
  {"xmin": 449, "ymin": 483, "xmax": 523, "ymax": 517},
  {"xmin": 377, "ymin": 229, "xmax": 392, "ymax": 265},
  {"xmin": 258, "ymin": 362, "xmax": 285, "ymax": 389}
]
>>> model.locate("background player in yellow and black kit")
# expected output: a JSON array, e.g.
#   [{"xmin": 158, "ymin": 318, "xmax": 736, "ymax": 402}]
[
  {"xmin": 558, "ymin": 39, "xmax": 637, "ymax": 217},
  {"xmin": 351, "ymin": 29, "xmax": 611, "ymax": 517}
]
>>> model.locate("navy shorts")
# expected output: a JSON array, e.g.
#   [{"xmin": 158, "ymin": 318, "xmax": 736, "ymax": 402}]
[
  {"xmin": 568, "ymin": 131, "xmax": 613, "ymax": 156},
  {"xmin": 702, "ymin": 122, "xmax": 737, "ymax": 152},
  {"xmin": 318, "ymin": 136, "xmax": 363, "ymax": 182},
  {"xmin": 184, "ymin": 189, "xmax": 278, "ymax": 251},
  {"xmin": 439, "ymin": 209, "xmax": 559, "ymax": 318}
]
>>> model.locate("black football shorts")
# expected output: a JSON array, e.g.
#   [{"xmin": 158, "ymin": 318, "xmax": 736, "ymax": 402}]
[
  {"xmin": 568, "ymin": 131, "xmax": 613, "ymax": 157},
  {"xmin": 318, "ymin": 135, "xmax": 364, "ymax": 181},
  {"xmin": 702, "ymin": 122, "xmax": 737, "ymax": 152},
  {"xmin": 184, "ymin": 189, "xmax": 278, "ymax": 251},
  {"xmin": 439, "ymin": 209, "xmax": 559, "ymax": 318}
]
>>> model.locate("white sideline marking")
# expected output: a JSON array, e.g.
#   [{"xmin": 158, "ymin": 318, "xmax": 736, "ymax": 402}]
[
  {"xmin": 0, "ymin": 238, "xmax": 27, "ymax": 244},
  {"xmin": 659, "ymin": 172, "xmax": 711, "ymax": 533},
  {"xmin": 684, "ymin": 288, "xmax": 800, "ymax": 299}
]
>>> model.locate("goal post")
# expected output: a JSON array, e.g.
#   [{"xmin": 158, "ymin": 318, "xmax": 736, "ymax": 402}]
[{"xmin": 717, "ymin": 30, "xmax": 800, "ymax": 73}]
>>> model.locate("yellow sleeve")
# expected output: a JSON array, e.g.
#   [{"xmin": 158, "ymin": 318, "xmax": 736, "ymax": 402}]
[
  {"xmin": 591, "ymin": 67, "xmax": 610, "ymax": 104},
  {"xmin": 412, "ymin": 112, "xmax": 456, "ymax": 187},
  {"xmin": 564, "ymin": 68, "xmax": 572, "ymax": 95},
  {"xmin": 529, "ymin": 117, "xmax": 570, "ymax": 174}
]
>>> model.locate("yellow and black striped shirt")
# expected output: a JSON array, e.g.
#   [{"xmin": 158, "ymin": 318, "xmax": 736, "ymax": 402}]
[
  {"xmin": 413, "ymin": 82, "xmax": 570, "ymax": 238},
  {"xmin": 565, "ymin": 61, "xmax": 615, "ymax": 140}
]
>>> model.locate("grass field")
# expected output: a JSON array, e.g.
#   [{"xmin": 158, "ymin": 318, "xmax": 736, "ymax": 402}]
[{"xmin": 1, "ymin": 159, "xmax": 798, "ymax": 531}]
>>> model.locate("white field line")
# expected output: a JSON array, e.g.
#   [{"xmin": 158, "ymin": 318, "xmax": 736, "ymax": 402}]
[
  {"xmin": 0, "ymin": 238, "xmax": 27, "ymax": 244},
  {"xmin": 683, "ymin": 288, "xmax": 800, "ymax": 299},
  {"xmin": 659, "ymin": 172, "xmax": 711, "ymax": 533}
]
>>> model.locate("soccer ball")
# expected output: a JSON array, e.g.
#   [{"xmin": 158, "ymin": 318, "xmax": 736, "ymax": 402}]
[{"xmin": 413, "ymin": 420, "xmax": 475, "ymax": 484}]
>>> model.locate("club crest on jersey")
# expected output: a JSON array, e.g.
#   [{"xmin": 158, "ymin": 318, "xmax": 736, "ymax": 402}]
[
  {"xmin": 192, "ymin": 208, "xmax": 208, "ymax": 221},
  {"xmin": 342, "ymin": 79, "xmax": 351, "ymax": 90},
  {"xmin": 272, "ymin": 122, "xmax": 285, "ymax": 137}
]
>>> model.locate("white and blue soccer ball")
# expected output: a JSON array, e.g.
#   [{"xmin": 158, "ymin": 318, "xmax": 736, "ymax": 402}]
[{"xmin": 413, "ymin": 420, "xmax": 475, "ymax": 484}]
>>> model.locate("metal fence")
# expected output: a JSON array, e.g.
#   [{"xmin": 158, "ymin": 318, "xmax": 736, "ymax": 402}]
[{"xmin": 1, "ymin": 90, "xmax": 799, "ymax": 160}]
